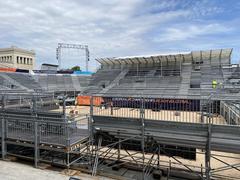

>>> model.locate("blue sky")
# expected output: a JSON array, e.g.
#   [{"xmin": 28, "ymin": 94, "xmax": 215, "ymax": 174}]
[{"xmin": 0, "ymin": 0, "xmax": 240, "ymax": 71}]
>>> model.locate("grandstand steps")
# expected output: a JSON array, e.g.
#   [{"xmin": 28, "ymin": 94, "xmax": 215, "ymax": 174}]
[
  {"xmin": 83, "ymin": 86, "xmax": 102, "ymax": 95},
  {"xmin": 34, "ymin": 75, "xmax": 47, "ymax": 90},
  {"xmin": 77, "ymin": 76, "xmax": 91, "ymax": 87},
  {"xmin": 4, "ymin": 73, "xmax": 42, "ymax": 90},
  {"xmin": 100, "ymin": 69, "xmax": 129, "ymax": 94},
  {"xmin": 58, "ymin": 75, "xmax": 66, "ymax": 90},
  {"xmin": 0, "ymin": 73, "xmax": 28, "ymax": 90},
  {"xmin": 0, "ymin": 75, "xmax": 13, "ymax": 90},
  {"xmin": 89, "ymin": 69, "xmax": 121, "ymax": 87},
  {"xmin": 72, "ymin": 76, "xmax": 82, "ymax": 91},
  {"xmin": 146, "ymin": 69, "xmax": 156, "ymax": 76},
  {"xmin": 188, "ymin": 88, "xmax": 201, "ymax": 96},
  {"xmin": 63, "ymin": 75, "xmax": 74, "ymax": 90},
  {"xmin": 35, "ymin": 74, "xmax": 91, "ymax": 92},
  {"xmin": 178, "ymin": 63, "xmax": 192, "ymax": 95}
]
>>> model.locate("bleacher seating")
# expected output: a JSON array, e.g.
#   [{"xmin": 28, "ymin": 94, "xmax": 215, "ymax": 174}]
[
  {"xmin": 83, "ymin": 52, "xmax": 239, "ymax": 98},
  {"xmin": 4, "ymin": 73, "xmax": 41, "ymax": 90},
  {"xmin": 125, "ymin": 70, "xmax": 149, "ymax": 77},
  {"xmin": 0, "ymin": 49, "xmax": 238, "ymax": 98},
  {"xmin": 83, "ymin": 64, "xmax": 184, "ymax": 97},
  {"xmin": 89, "ymin": 69, "xmax": 121, "ymax": 86},
  {"xmin": 34, "ymin": 74, "xmax": 91, "ymax": 91},
  {"xmin": 154, "ymin": 66, "xmax": 181, "ymax": 76},
  {"xmin": 0, "ymin": 72, "xmax": 91, "ymax": 92}
]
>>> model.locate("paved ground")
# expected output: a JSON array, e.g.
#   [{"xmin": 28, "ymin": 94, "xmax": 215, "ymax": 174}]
[{"xmin": 0, "ymin": 160, "xmax": 112, "ymax": 180}]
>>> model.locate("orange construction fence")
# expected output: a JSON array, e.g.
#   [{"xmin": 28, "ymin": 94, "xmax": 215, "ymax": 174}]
[
  {"xmin": 76, "ymin": 96, "xmax": 103, "ymax": 106},
  {"xmin": 0, "ymin": 67, "xmax": 16, "ymax": 72}
]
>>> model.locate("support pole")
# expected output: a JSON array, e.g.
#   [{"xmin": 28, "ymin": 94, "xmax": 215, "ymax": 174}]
[
  {"xmin": 1, "ymin": 95, "xmax": 6, "ymax": 160},
  {"xmin": 205, "ymin": 104, "xmax": 212, "ymax": 180},
  {"xmin": 160, "ymin": 59, "xmax": 162, "ymax": 77},
  {"xmin": 179, "ymin": 56, "xmax": 182, "ymax": 77},
  {"xmin": 86, "ymin": 47, "xmax": 89, "ymax": 72},
  {"xmin": 140, "ymin": 97, "xmax": 145, "ymax": 180},
  {"xmin": 67, "ymin": 152, "xmax": 70, "ymax": 170},
  {"xmin": 200, "ymin": 100, "xmax": 203, "ymax": 123},
  {"xmin": 63, "ymin": 96, "xmax": 66, "ymax": 120},
  {"xmin": 1, "ymin": 118, "xmax": 5, "ymax": 160},
  {"xmin": 157, "ymin": 145, "xmax": 160, "ymax": 169},
  {"xmin": 66, "ymin": 118, "xmax": 70, "ymax": 169},
  {"xmin": 92, "ymin": 136, "xmax": 102, "ymax": 176},
  {"xmin": 117, "ymin": 136, "xmax": 121, "ymax": 162},
  {"xmin": 34, "ymin": 121, "xmax": 39, "ymax": 168},
  {"xmin": 90, "ymin": 96, "xmax": 94, "ymax": 167}
]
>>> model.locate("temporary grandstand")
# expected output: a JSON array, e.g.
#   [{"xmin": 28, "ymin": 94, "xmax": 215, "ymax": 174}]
[
  {"xmin": 84, "ymin": 48, "xmax": 240, "ymax": 99},
  {"xmin": 0, "ymin": 72, "xmax": 91, "ymax": 93},
  {"xmin": 0, "ymin": 48, "xmax": 239, "ymax": 180},
  {"xmin": 33, "ymin": 73, "xmax": 91, "ymax": 92},
  {"xmin": 81, "ymin": 48, "xmax": 240, "ymax": 179}
]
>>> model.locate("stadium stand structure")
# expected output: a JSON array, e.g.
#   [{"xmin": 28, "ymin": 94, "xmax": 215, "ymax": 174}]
[
  {"xmin": 0, "ymin": 71, "xmax": 91, "ymax": 93},
  {"xmin": 0, "ymin": 72, "xmax": 41, "ymax": 91},
  {"xmin": 33, "ymin": 74, "xmax": 91, "ymax": 92},
  {"xmin": 0, "ymin": 48, "xmax": 239, "ymax": 180},
  {"xmin": 83, "ymin": 48, "xmax": 240, "ymax": 99}
]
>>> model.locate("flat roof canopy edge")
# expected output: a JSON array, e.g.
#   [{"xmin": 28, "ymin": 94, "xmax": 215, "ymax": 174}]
[{"xmin": 96, "ymin": 48, "xmax": 233, "ymax": 66}]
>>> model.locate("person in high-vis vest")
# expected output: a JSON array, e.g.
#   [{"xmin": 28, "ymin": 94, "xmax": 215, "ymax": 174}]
[{"xmin": 212, "ymin": 80, "xmax": 217, "ymax": 89}]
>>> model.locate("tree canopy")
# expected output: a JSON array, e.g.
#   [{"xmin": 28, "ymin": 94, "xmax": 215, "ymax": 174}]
[{"xmin": 71, "ymin": 66, "xmax": 81, "ymax": 71}]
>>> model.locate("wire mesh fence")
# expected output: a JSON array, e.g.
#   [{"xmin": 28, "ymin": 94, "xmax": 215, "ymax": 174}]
[
  {"xmin": 0, "ymin": 93, "xmax": 89, "ymax": 147},
  {"xmin": 92, "ymin": 96, "xmax": 240, "ymax": 126},
  {"xmin": 2, "ymin": 93, "xmax": 58, "ymax": 111},
  {"xmin": 6, "ymin": 119, "xmax": 35, "ymax": 142},
  {"xmin": 1, "ymin": 114, "xmax": 89, "ymax": 146}
]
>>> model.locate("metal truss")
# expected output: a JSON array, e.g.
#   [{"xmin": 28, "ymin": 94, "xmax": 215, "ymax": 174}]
[{"xmin": 56, "ymin": 43, "xmax": 90, "ymax": 71}]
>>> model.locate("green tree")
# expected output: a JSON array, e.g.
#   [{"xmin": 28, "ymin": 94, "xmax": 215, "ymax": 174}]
[{"xmin": 71, "ymin": 66, "xmax": 81, "ymax": 71}]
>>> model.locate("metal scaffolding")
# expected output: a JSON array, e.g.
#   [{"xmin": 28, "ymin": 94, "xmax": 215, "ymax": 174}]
[
  {"xmin": 90, "ymin": 95, "xmax": 240, "ymax": 180},
  {"xmin": 0, "ymin": 93, "xmax": 90, "ymax": 168},
  {"xmin": 0, "ymin": 93, "xmax": 239, "ymax": 179}
]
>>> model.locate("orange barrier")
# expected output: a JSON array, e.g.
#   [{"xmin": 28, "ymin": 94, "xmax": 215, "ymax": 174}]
[
  {"xmin": 0, "ymin": 67, "xmax": 16, "ymax": 72},
  {"xmin": 77, "ymin": 96, "xmax": 103, "ymax": 106}
]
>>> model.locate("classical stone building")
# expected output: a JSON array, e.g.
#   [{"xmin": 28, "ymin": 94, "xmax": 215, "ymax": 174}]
[{"xmin": 0, "ymin": 46, "xmax": 35, "ymax": 70}]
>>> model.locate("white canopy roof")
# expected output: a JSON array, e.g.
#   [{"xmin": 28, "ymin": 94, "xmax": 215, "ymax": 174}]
[{"xmin": 96, "ymin": 48, "xmax": 233, "ymax": 65}]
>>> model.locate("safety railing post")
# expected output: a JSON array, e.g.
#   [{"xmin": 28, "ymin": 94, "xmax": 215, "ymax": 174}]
[
  {"xmin": 205, "ymin": 122, "xmax": 212, "ymax": 180},
  {"xmin": 1, "ymin": 95, "xmax": 6, "ymax": 160},
  {"xmin": 63, "ymin": 96, "xmax": 66, "ymax": 120},
  {"xmin": 66, "ymin": 120, "xmax": 70, "ymax": 169},
  {"xmin": 90, "ymin": 96, "xmax": 93, "ymax": 139},
  {"xmin": 200, "ymin": 99, "xmax": 204, "ymax": 123},
  {"xmin": 89, "ymin": 96, "xmax": 94, "ymax": 167},
  {"xmin": 1, "ymin": 118, "xmax": 5, "ymax": 160},
  {"xmin": 205, "ymin": 98, "xmax": 212, "ymax": 180},
  {"xmin": 32, "ymin": 95, "xmax": 37, "ymax": 112},
  {"xmin": 34, "ymin": 121, "xmax": 39, "ymax": 168},
  {"xmin": 140, "ymin": 97, "xmax": 145, "ymax": 180}
]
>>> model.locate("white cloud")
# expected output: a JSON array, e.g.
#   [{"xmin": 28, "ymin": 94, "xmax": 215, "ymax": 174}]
[
  {"xmin": 0, "ymin": 0, "xmax": 238, "ymax": 70},
  {"xmin": 153, "ymin": 24, "xmax": 233, "ymax": 42}
]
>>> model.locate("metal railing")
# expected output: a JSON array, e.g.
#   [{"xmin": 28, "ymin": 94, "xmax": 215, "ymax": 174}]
[
  {"xmin": 2, "ymin": 113, "xmax": 89, "ymax": 146},
  {"xmin": 0, "ymin": 93, "xmax": 89, "ymax": 147},
  {"xmin": 92, "ymin": 96, "xmax": 240, "ymax": 126}
]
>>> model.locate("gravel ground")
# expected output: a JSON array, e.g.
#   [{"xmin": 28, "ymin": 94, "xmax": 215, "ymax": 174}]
[{"xmin": 0, "ymin": 160, "xmax": 112, "ymax": 180}]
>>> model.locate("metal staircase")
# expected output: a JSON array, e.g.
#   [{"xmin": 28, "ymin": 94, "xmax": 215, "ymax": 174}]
[
  {"xmin": 99, "ymin": 69, "xmax": 129, "ymax": 94},
  {"xmin": 178, "ymin": 63, "xmax": 192, "ymax": 95}
]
